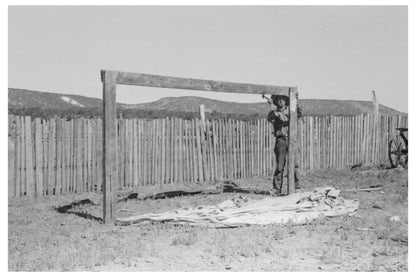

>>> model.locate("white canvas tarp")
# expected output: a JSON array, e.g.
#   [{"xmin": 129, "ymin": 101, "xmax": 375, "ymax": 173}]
[{"xmin": 115, "ymin": 187, "xmax": 359, "ymax": 228}]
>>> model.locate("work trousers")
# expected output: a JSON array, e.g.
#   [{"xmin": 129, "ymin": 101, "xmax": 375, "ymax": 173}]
[{"xmin": 273, "ymin": 137, "xmax": 300, "ymax": 193}]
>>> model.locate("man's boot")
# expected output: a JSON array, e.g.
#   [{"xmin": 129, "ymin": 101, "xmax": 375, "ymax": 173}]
[{"xmin": 273, "ymin": 176, "xmax": 282, "ymax": 194}]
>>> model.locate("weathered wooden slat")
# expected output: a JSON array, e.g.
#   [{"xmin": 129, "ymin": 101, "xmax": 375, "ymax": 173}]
[
  {"xmin": 182, "ymin": 120, "xmax": 187, "ymax": 183},
  {"xmin": 138, "ymin": 120, "xmax": 143, "ymax": 187},
  {"xmin": 97, "ymin": 119, "xmax": 103, "ymax": 192},
  {"xmin": 189, "ymin": 120, "xmax": 194, "ymax": 182},
  {"xmin": 219, "ymin": 119, "xmax": 224, "ymax": 179},
  {"xmin": 133, "ymin": 119, "xmax": 139, "ymax": 187},
  {"xmin": 55, "ymin": 119, "xmax": 62, "ymax": 195},
  {"xmin": 195, "ymin": 119, "xmax": 203, "ymax": 182},
  {"xmin": 245, "ymin": 120, "xmax": 249, "ymax": 177},
  {"xmin": 25, "ymin": 117, "xmax": 35, "ymax": 198},
  {"xmin": 188, "ymin": 120, "xmax": 194, "ymax": 183},
  {"xmin": 42, "ymin": 120, "xmax": 48, "ymax": 195},
  {"xmin": 124, "ymin": 119, "xmax": 133, "ymax": 187},
  {"xmin": 353, "ymin": 116, "xmax": 357, "ymax": 164},
  {"xmin": 166, "ymin": 118, "xmax": 171, "ymax": 184},
  {"xmin": 14, "ymin": 116, "xmax": 21, "ymax": 197},
  {"xmin": 81, "ymin": 119, "xmax": 87, "ymax": 192},
  {"xmin": 159, "ymin": 119, "xmax": 163, "ymax": 184},
  {"xmin": 9, "ymin": 116, "xmax": 16, "ymax": 197},
  {"xmin": 348, "ymin": 117, "xmax": 352, "ymax": 165},
  {"xmin": 250, "ymin": 121, "xmax": 254, "ymax": 176},
  {"xmin": 73, "ymin": 119, "xmax": 79, "ymax": 193},
  {"xmin": 144, "ymin": 120, "xmax": 148, "ymax": 186},
  {"xmin": 260, "ymin": 119, "xmax": 263, "ymax": 175},
  {"xmin": 157, "ymin": 119, "xmax": 162, "ymax": 185},
  {"xmin": 217, "ymin": 119, "xmax": 223, "ymax": 179},
  {"xmin": 20, "ymin": 117, "xmax": 26, "ymax": 196},
  {"xmin": 150, "ymin": 120, "xmax": 155, "ymax": 185},
  {"xmin": 61, "ymin": 120, "xmax": 67, "ymax": 194},
  {"xmin": 109, "ymin": 70, "xmax": 290, "ymax": 96},
  {"xmin": 87, "ymin": 119, "xmax": 93, "ymax": 191},
  {"xmin": 71, "ymin": 120, "xmax": 76, "ymax": 193},
  {"xmin": 212, "ymin": 120, "xmax": 219, "ymax": 181},
  {"xmin": 237, "ymin": 121, "xmax": 242, "ymax": 178},
  {"xmin": 232, "ymin": 120, "xmax": 237, "ymax": 178},
  {"xmin": 178, "ymin": 119, "xmax": 183, "ymax": 183},
  {"xmin": 157, "ymin": 119, "xmax": 162, "ymax": 184},
  {"xmin": 222, "ymin": 119, "xmax": 227, "ymax": 179},
  {"xmin": 187, "ymin": 120, "xmax": 193, "ymax": 183},
  {"xmin": 76, "ymin": 119, "xmax": 83, "ymax": 193},
  {"xmin": 207, "ymin": 121, "xmax": 213, "ymax": 181},
  {"xmin": 334, "ymin": 116, "xmax": 337, "ymax": 168},
  {"xmin": 319, "ymin": 117, "xmax": 323, "ymax": 168},
  {"xmin": 91, "ymin": 119, "xmax": 96, "ymax": 192},
  {"xmin": 127, "ymin": 119, "xmax": 133, "ymax": 187},
  {"xmin": 338, "ymin": 117, "xmax": 341, "ymax": 168},
  {"xmin": 136, "ymin": 119, "xmax": 144, "ymax": 187},
  {"xmin": 69, "ymin": 120, "xmax": 74, "ymax": 193},
  {"xmin": 241, "ymin": 121, "xmax": 245, "ymax": 178},
  {"xmin": 193, "ymin": 119, "xmax": 198, "ymax": 182},
  {"xmin": 171, "ymin": 118, "xmax": 176, "ymax": 183},
  {"xmin": 146, "ymin": 120, "xmax": 150, "ymax": 185}
]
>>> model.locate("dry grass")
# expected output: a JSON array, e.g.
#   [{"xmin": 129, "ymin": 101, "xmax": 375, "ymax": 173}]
[{"xmin": 8, "ymin": 168, "xmax": 408, "ymax": 271}]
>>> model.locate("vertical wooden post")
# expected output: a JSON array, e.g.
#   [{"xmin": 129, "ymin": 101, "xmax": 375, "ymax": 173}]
[
  {"xmin": 34, "ymin": 118, "xmax": 43, "ymax": 198},
  {"xmin": 287, "ymin": 87, "xmax": 298, "ymax": 195},
  {"xmin": 372, "ymin": 90, "xmax": 379, "ymax": 164},
  {"xmin": 9, "ymin": 116, "xmax": 16, "ymax": 197},
  {"xmin": 200, "ymin": 105, "xmax": 206, "ymax": 133},
  {"xmin": 56, "ymin": 119, "xmax": 62, "ymax": 195},
  {"xmin": 25, "ymin": 116, "xmax": 35, "ymax": 198},
  {"xmin": 15, "ymin": 116, "xmax": 21, "ymax": 197},
  {"xmin": 101, "ymin": 70, "xmax": 117, "ymax": 224}
]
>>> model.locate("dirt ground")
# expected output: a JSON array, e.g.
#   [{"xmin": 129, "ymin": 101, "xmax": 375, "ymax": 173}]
[{"xmin": 8, "ymin": 167, "xmax": 408, "ymax": 271}]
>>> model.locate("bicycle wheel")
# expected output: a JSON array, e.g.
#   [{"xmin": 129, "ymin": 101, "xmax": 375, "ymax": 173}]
[{"xmin": 389, "ymin": 135, "xmax": 407, "ymax": 168}]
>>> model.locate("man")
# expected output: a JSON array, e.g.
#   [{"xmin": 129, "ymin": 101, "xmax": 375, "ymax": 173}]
[{"xmin": 266, "ymin": 95, "xmax": 301, "ymax": 194}]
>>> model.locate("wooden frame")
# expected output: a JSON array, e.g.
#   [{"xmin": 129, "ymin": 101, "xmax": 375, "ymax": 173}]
[{"xmin": 101, "ymin": 69, "xmax": 298, "ymax": 223}]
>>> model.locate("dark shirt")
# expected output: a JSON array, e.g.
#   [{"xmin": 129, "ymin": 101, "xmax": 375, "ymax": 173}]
[{"xmin": 267, "ymin": 106, "xmax": 289, "ymax": 138}]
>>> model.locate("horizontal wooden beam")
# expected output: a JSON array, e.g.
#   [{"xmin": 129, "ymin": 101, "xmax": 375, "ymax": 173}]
[{"xmin": 101, "ymin": 70, "xmax": 290, "ymax": 96}]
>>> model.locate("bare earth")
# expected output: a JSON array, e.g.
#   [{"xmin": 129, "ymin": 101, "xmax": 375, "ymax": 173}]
[{"xmin": 8, "ymin": 168, "xmax": 408, "ymax": 271}]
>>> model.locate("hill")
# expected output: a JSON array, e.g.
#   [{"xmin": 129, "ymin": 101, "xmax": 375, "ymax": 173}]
[
  {"xmin": 121, "ymin": 96, "xmax": 404, "ymax": 117},
  {"xmin": 8, "ymin": 88, "xmax": 406, "ymax": 119},
  {"xmin": 8, "ymin": 88, "xmax": 103, "ymax": 109}
]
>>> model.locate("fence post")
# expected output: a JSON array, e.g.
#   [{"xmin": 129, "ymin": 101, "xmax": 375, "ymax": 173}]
[
  {"xmin": 101, "ymin": 70, "xmax": 118, "ymax": 224},
  {"xmin": 288, "ymin": 87, "xmax": 298, "ymax": 194},
  {"xmin": 34, "ymin": 118, "xmax": 43, "ymax": 198},
  {"xmin": 372, "ymin": 90, "xmax": 379, "ymax": 164}
]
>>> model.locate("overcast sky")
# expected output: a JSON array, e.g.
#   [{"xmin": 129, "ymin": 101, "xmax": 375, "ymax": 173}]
[{"xmin": 8, "ymin": 6, "xmax": 408, "ymax": 112}]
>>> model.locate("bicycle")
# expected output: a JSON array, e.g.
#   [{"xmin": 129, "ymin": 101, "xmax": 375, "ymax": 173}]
[{"xmin": 388, "ymin": 127, "xmax": 408, "ymax": 168}]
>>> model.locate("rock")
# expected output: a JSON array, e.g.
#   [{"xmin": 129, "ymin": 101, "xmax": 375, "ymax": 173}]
[{"xmin": 389, "ymin": 215, "xmax": 400, "ymax": 222}]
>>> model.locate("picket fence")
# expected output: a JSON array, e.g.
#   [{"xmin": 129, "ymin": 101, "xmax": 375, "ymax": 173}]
[{"xmin": 8, "ymin": 114, "xmax": 407, "ymax": 198}]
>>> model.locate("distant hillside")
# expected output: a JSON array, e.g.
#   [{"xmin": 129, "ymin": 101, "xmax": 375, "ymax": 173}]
[
  {"xmin": 8, "ymin": 88, "xmax": 103, "ymax": 109},
  {"xmin": 121, "ymin": 96, "xmax": 267, "ymax": 114},
  {"xmin": 8, "ymin": 88, "xmax": 405, "ymax": 118},
  {"xmin": 122, "ymin": 96, "xmax": 405, "ymax": 117}
]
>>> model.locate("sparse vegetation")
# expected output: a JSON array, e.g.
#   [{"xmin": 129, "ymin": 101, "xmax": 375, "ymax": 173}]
[{"xmin": 9, "ymin": 168, "xmax": 407, "ymax": 271}]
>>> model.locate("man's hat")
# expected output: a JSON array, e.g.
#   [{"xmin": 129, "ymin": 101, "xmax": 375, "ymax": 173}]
[{"xmin": 271, "ymin": 95, "xmax": 289, "ymax": 105}]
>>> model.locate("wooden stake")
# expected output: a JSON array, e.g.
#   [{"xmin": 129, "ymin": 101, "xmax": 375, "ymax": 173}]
[
  {"xmin": 25, "ymin": 117, "xmax": 35, "ymax": 198},
  {"xmin": 287, "ymin": 87, "xmax": 298, "ymax": 194}
]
